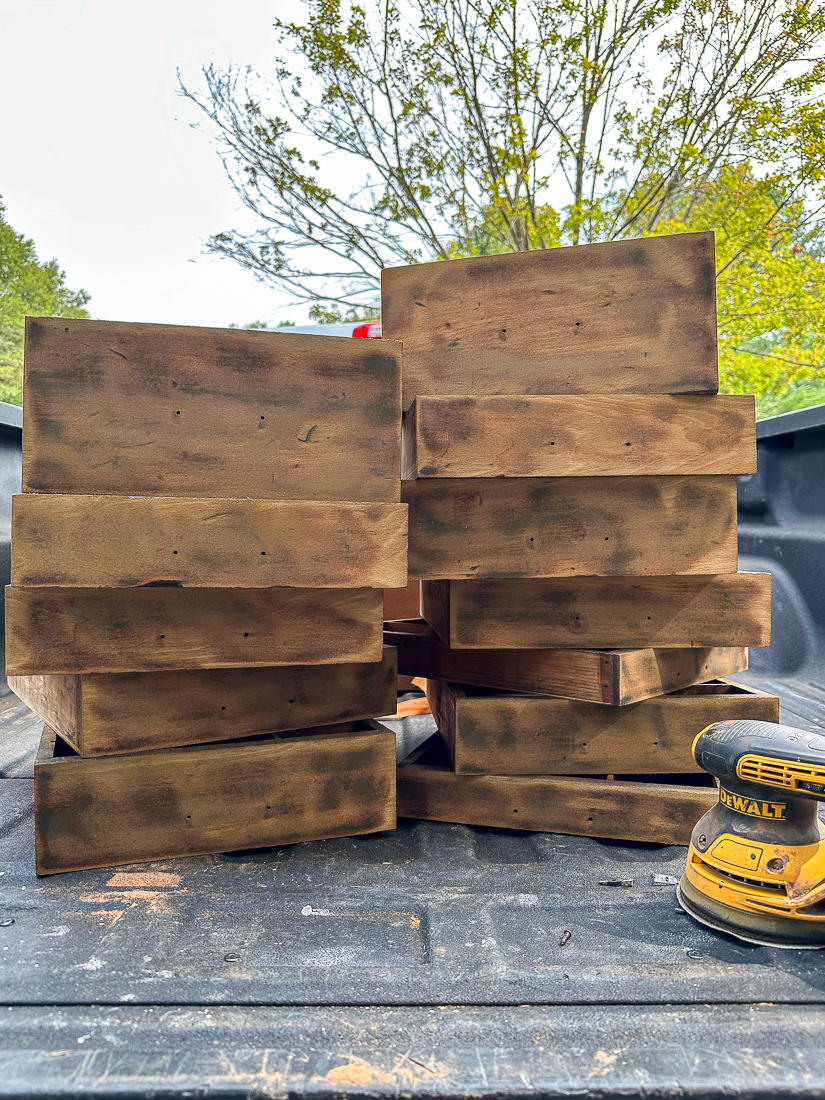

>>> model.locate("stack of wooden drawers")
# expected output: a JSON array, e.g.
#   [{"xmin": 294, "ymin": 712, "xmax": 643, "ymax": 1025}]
[
  {"xmin": 7, "ymin": 318, "xmax": 408, "ymax": 873},
  {"xmin": 382, "ymin": 231, "xmax": 779, "ymax": 844}
]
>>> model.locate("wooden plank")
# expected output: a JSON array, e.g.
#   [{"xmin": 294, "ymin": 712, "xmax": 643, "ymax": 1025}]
[
  {"xmin": 421, "ymin": 574, "xmax": 771, "ymax": 649},
  {"xmin": 10, "ymin": 647, "xmax": 397, "ymax": 757},
  {"xmin": 397, "ymin": 738, "xmax": 717, "ymax": 845},
  {"xmin": 383, "ymin": 577, "xmax": 421, "ymax": 620},
  {"xmin": 5, "ymin": 586, "xmax": 384, "ymax": 674},
  {"xmin": 427, "ymin": 678, "xmax": 779, "ymax": 775},
  {"xmin": 12, "ymin": 494, "xmax": 408, "ymax": 588},
  {"xmin": 35, "ymin": 720, "xmax": 397, "ymax": 873},
  {"xmin": 404, "ymin": 476, "xmax": 738, "ymax": 580},
  {"xmin": 23, "ymin": 317, "xmax": 402, "ymax": 503},
  {"xmin": 382, "ymin": 231, "xmax": 718, "ymax": 408},
  {"xmin": 384, "ymin": 619, "xmax": 748, "ymax": 704},
  {"xmin": 402, "ymin": 394, "xmax": 756, "ymax": 479}
]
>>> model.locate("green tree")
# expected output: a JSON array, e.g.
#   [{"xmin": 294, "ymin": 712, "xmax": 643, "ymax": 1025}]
[
  {"xmin": 0, "ymin": 199, "xmax": 90, "ymax": 405},
  {"xmin": 183, "ymin": 0, "xmax": 825, "ymax": 406}
]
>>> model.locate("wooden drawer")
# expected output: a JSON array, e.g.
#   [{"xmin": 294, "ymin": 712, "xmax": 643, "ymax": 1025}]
[
  {"xmin": 384, "ymin": 619, "xmax": 747, "ymax": 705},
  {"xmin": 11, "ymin": 647, "xmax": 397, "ymax": 757},
  {"xmin": 426, "ymin": 679, "xmax": 779, "ymax": 775},
  {"xmin": 12, "ymin": 495, "xmax": 408, "ymax": 588},
  {"xmin": 6, "ymin": 586, "xmax": 384, "ymax": 674},
  {"xmin": 402, "ymin": 394, "xmax": 755, "ymax": 479},
  {"xmin": 403, "ymin": 476, "xmax": 738, "ymax": 580},
  {"xmin": 382, "ymin": 231, "xmax": 718, "ymax": 408},
  {"xmin": 421, "ymin": 574, "xmax": 771, "ymax": 649},
  {"xmin": 397, "ymin": 733, "xmax": 717, "ymax": 845},
  {"xmin": 23, "ymin": 317, "xmax": 402, "ymax": 503},
  {"xmin": 35, "ymin": 720, "xmax": 397, "ymax": 874}
]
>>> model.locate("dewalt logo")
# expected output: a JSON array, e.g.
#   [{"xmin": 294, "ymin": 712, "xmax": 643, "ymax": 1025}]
[{"xmin": 720, "ymin": 787, "xmax": 786, "ymax": 820}]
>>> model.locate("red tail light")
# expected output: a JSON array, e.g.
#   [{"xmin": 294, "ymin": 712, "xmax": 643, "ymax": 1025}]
[{"xmin": 352, "ymin": 322, "xmax": 382, "ymax": 339}]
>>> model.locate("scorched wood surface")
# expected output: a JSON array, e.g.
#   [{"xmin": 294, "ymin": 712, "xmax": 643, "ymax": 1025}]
[
  {"xmin": 11, "ymin": 495, "xmax": 408, "ymax": 588},
  {"xmin": 5, "ymin": 586, "xmax": 384, "ymax": 673},
  {"xmin": 420, "ymin": 574, "xmax": 771, "ymax": 649},
  {"xmin": 10, "ymin": 648, "xmax": 397, "ymax": 756},
  {"xmin": 402, "ymin": 394, "xmax": 756, "ymax": 479},
  {"xmin": 22, "ymin": 318, "xmax": 402, "ymax": 503},
  {"xmin": 403, "ymin": 476, "xmax": 738, "ymax": 579},
  {"xmin": 382, "ymin": 232, "xmax": 718, "ymax": 407}
]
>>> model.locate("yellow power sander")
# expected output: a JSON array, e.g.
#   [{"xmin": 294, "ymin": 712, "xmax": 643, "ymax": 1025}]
[{"xmin": 678, "ymin": 719, "xmax": 825, "ymax": 948}]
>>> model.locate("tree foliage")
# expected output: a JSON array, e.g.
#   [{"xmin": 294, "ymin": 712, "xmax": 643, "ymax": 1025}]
[
  {"xmin": 183, "ymin": 0, "xmax": 825, "ymax": 403},
  {"xmin": 0, "ymin": 200, "xmax": 90, "ymax": 405}
]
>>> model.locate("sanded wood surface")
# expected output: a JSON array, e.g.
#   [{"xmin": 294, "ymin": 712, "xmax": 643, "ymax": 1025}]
[
  {"xmin": 382, "ymin": 232, "xmax": 718, "ymax": 407},
  {"xmin": 427, "ymin": 678, "xmax": 779, "ymax": 775},
  {"xmin": 383, "ymin": 577, "xmax": 421, "ymax": 621},
  {"xmin": 23, "ymin": 317, "xmax": 402, "ymax": 502},
  {"xmin": 404, "ymin": 476, "xmax": 738, "ymax": 580},
  {"xmin": 384, "ymin": 619, "xmax": 748, "ymax": 704},
  {"xmin": 397, "ymin": 742, "xmax": 717, "ymax": 845},
  {"xmin": 12, "ymin": 494, "xmax": 408, "ymax": 588},
  {"xmin": 421, "ymin": 574, "xmax": 771, "ymax": 649},
  {"xmin": 11, "ymin": 647, "xmax": 397, "ymax": 756},
  {"xmin": 35, "ymin": 720, "xmax": 397, "ymax": 873},
  {"xmin": 402, "ymin": 394, "xmax": 756, "ymax": 479},
  {"xmin": 6, "ymin": 586, "xmax": 384, "ymax": 674}
]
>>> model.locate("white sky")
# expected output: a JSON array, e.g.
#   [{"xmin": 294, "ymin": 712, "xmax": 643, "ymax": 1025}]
[{"xmin": 0, "ymin": 0, "xmax": 310, "ymax": 327}]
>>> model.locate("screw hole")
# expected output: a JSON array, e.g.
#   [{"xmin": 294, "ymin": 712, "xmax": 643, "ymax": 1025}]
[
  {"xmin": 261, "ymin": 550, "xmax": 266, "ymax": 555},
  {"xmin": 159, "ymin": 634, "xmax": 165, "ymax": 639},
  {"xmin": 529, "ymin": 537, "xmax": 534, "ymax": 542},
  {"xmin": 625, "ymin": 441, "xmax": 631, "ymax": 446},
  {"xmin": 243, "ymin": 632, "xmax": 249, "ymax": 638},
  {"xmin": 221, "ymin": 706, "xmax": 226, "ymax": 710},
  {"xmin": 186, "ymin": 815, "xmax": 191, "ymax": 819},
  {"xmin": 575, "ymin": 321, "xmax": 581, "ymax": 326},
  {"xmin": 260, "ymin": 415, "xmax": 265, "ymax": 420},
  {"xmin": 550, "ymin": 441, "xmax": 555, "ymax": 445},
  {"xmin": 605, "ymin": 536, "xmax": 609, "ymax": 540},
  {"xmin": 647, "ymin": 616, "xmax": 651, "ymax": 620},
  {"xmin": 175, "ymin": 410, "xmax": 181, "ymax": 415},
  {"xmin": 288, "ymin": 698, "xmax": 294, "ymax": 704}
]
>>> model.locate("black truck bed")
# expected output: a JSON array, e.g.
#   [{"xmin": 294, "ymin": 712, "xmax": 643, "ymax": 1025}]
[{"xmin": 1, "ymin": 404, "xmax": 825, "ymax": 1098}]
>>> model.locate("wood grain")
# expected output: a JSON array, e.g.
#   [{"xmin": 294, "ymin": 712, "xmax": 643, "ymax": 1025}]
[
  {"xmin": 427, "ymin": 678, "xmax": 779, "ymax": 774},
  {"xmin": 35, "ymin": 720, "xmax": 397, "ymax": 873},
  {"xmin": 404, "ymin": 476, "xmax": 738, "ymax": 580},
  {"xmin": 402, "ymin": 394, "xmax": 756, "ymax": 479},
  {"xmin": 382, "ymin": 231, "xmax": 718, "ymax": 408},
  {"xmin": 384, "ymin": 619, "xmax": 748, "ymax": 704},
  {"xmin": 421, "ymin": 574, "xmax": 771, "ymax": 649},
  {"xmin": 11, "ymin": 647, "xmax": 397, "ymax": 756},
  {"xmin": 397, "ymin": 738, "xmax": 717, "ymax": 844},
  {"xmin": 12, "ymin": 494, "xmax": 408, "ymax": 588},
  {"xmin": 23, "ymin": 317, "xmax": 402, "ymax": 503},
  {"xmin": 383, "ymin": 577, "xmax": 421, "ymax": 621},
  {"xmin": 5, "ymin": 586, "xmax": 384, "ymax": 674}
]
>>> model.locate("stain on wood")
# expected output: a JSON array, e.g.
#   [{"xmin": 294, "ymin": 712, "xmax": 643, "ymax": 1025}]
[
  {"xmin": 5, "ymin": 586, "xmax": 384, "ymax": 674},
  {"xmin": 35, "ymin": 720, "xmax": 397, "ymax": 873},
  {"xmin": 12, "ymin": 494, "xmax": 408, "ymax": 588},
  {"xmin": 397, "ymin": 734, "xmax": 717, "ymax": 844},
  {"xmin": 382, "ymin": 232, "xmax": 718, "ymax": 408},
  {"xmin": 11, "ymin": 647, "xmax": 397, "ymax": 756},
  {"xmin": 402, "ymin": 394, "xmax": 756, "ymax": 479},
  {"xmin": 23, "ymin": 317, "xmax": 402, "ymax": 503},
  {"xmin": 384, "ymin": 619, "xmax": 748, "ymax": 704},
  {"xmin": 403, "ymin": 476, "xmax": 738, "ymax": 580},
  {"xmin": 421, "ymin": 574, "xmax": 771, "ymax": 649},
  {"xmin": 426, "ymin": 678, "xmax": 779, "ymax": 774},
  {"xmin": 383, "ymin": 577, "xmax": 421, "ymax": 621}
]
